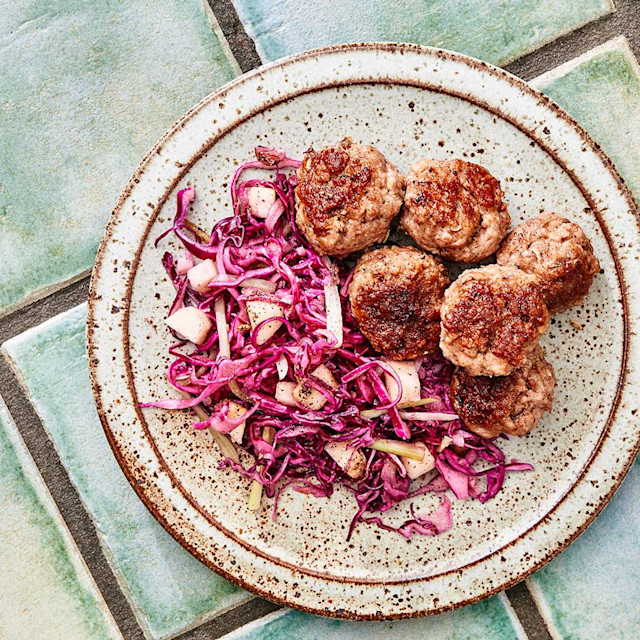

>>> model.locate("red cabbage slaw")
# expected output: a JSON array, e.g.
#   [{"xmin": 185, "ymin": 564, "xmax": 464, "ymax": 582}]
[{"xmin": 143, "ymin": 145, "xmax": 533, "ymax": 540}]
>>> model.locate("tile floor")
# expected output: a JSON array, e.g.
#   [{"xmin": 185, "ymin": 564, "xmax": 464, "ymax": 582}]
[{"xmin": 1, "ymin": 2, "xmax": 639, "ymax": 638}]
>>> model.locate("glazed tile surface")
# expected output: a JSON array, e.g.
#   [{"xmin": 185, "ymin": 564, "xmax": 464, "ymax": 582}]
[
  {"xmin": 0, "ymin": 0, "xmax": 237, "ymax": 316},
  {"xmin": 533, "ymin": 37, "xmax": 640, "ymax": 204},
  {"xmin": 3, "ymin": 305, "xmax": 248, "ymax": 640},
  {"xmin": 231, "ymin": 0, "xmax": 612, "ymax": 64},
  {"xmin": 525, "ymin": 37, "xmax": 640, "ymax": 640},
  {"xmin": 0, "ymin": 395, "xmax": 121, "ymax": 640},
  {"xmin": 221, "ymin": 600, "xmax": 525, "ymax": 640},
  {"xmin": 2, "ymin": 0, "xmax": 640, "ymax": 636}
]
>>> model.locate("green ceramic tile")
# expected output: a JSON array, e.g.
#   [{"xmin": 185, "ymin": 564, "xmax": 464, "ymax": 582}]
[
  {"xmin": 533, "ymin": 37, "xmax": 640, "ymax": 205},
  {"xmin": 231, "ymin": 0, "xmax": 612, "ymax": 65},
  {"xmin": 0, "ymin": 395, "xmax": 121, "ymax": 640},
  {"xmin": 524, "ymin": 38, "xmax": 640, "ymax": 640},
  {"xmin": 222, "ymin": 598, "xmax": 525, "ymax": 640},
  {"xmin": 0, "ymin": 0, "xmax": 237, "ymax": 316},
  {"xmin": 527, "ymin": 459, "xmax": 640, "ymax": 639},
  {"xmin": 3, "ymin": 305, "xmax": 248, "ymax": 640}
]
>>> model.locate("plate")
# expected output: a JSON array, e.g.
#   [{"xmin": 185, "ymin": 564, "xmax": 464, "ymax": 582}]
[{"xmin": 87, "ymin": 43, "xmax": 640, "ymax": 619}]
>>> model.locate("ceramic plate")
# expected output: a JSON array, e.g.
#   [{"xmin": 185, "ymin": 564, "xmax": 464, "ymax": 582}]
[{"xmin": 87, "ymin": 43, "xmax": 640, "ymax": 619}]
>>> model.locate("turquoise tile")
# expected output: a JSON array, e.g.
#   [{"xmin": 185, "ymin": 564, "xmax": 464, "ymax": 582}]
[
  {"xmin": 524, "ymin": 38, "xmax": 640, "ymax": 639},
  {"xmin": 0, "ymin": 0, "xmax": 237, "ymax": 315},
  {"xmin": 527, "ymin": 459, "xmax": 640, "ymax": 639},
  {"xmin": 222, "ymin": 598, "xmax": 524, "ymax": 640},
  {"xmin": 533, "ymin": 37, "xmax": 640, "ymax": 205},
  {"xmin": 3, "ymin": 305, "xmax": 248, "ymax": 640},
  {"xmin": 0, "ymin": 395, "xmax": 121, "ymax": 640},
  {"xmin": 231, "ymin": 0, "xmax": 612, "ymax": 65}
]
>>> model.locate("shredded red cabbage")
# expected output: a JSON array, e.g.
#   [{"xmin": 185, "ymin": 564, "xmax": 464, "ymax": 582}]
[{"xmin": 143, "ymin": 146, "xmax": 533, "ymax": 540}]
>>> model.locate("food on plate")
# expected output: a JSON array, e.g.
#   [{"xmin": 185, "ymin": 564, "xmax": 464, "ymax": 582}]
[
  {"xmin": 295, "ymin": 137, "xmax": 404, "ymax": 257},
  {"xmin": 497, "ymin": 212, "xmax": 600, "ymax": 313},
  {"xmin": 348, "ymin": 245, "xmax": 450, "ymax": 359},
  {"xmin": 440, "ymin": 264, "xmax": 550, "ymax": 376},
  {"xmin": 164, "ymin": 306, "xmax": 212, "ymax": 345},
  {"xmin": 144, "ymin": 146, "xmax": 536, "ymax": 541},
  {"xmin": 401, "ymin": 159, "xmax": 510, "ymax": 262},
  {"xmin": 451, "ymin": 345, "xmax": 556, "ymax": 438}
]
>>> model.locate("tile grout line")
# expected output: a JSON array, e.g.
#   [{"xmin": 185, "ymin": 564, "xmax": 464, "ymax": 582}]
[
  {"xmin": 504, "ymin": 583, "xmax": 553, "ymax": 640},
  {"xmin": 206, "ymin": 607, "xmax": 290, "ymax": 640},
  {"xmin": 0, "ymin": 391, "xmax": 124, "ymax": 638},
  {"xmin": 0, "ymin": 276, "xmax": 91, "ymax": 344},
  {"xmin": 0, "ymin": 352, "xmax": 146, "ymax": 640},
  {"xmin": 200, "ymin": 0, "xmax": 244, "ymax": 77},
  {"xmin": 1, "ymin": 2, "xmax": 636, "ymax": 637},
  {"xmin": 529, "ymin": 34, "xmax": 633, "ymax": 87},
  {"xmin": 505, "ymin": 0, "xmax": 640, "ymax": 80},
  {"xmin": 175, "ymin": 598, "xmax": 281, "ymax": 640},
  {"xmin": 498, "ymin": 592, "xmax": 531, "ymax": 640},
  {"xmin": 525, "ymin": 578, "xmax": 563, "ymax": 640},
  {"xmin": 205, "ymin": 0, "xmax": 263, "ymax": 73},
  {"xmin": 0, "ymin": 268, "xmax": 92, "ymax": 323}
]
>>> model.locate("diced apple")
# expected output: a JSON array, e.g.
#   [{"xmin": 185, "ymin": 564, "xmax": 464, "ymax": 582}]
[
  {"xmin": 176, "ymin": 256, "xmax": 195, "ymax": 275},
  {"xmin": 246, "ymin": 299, "xmax": 284, "ymax": 345},
  {"xmin": 275, "ymin": 354, "xmax": 288, "ymax": 380},
  {"xmin": 293, "ymin": 364, "xmax": 338, "ymax": 411},
  {"xmin": 324, "ymin": 441, "xmax": 366, "ymax": 479},
  {"xmin": 275, "ymin": 381, "xmax": 297, "ymax": 407},
  {"xmin": 384, "ymin": 360, "xmax": 421, "ymax": 405},
  {"xmin": 401, "ymin": 442, "xmax": 436, "ymax": 480},
  {"xmin": 165, "ymin": 307, "xmax": 212, "ymax": 345},
  {"xmin": 247, "ymin": 186, "xmax": 276, "ymax": 218},
  {"xmin": 187, "ymin": 259, "xmax": 218, "ymax": 293},
  {"xmin": 437, "ymin": 436, "xmax": 452, "ymax": 453},
  {"xmin": 226, "ymin": 401, "xmax": 248, "ymax": 445}
]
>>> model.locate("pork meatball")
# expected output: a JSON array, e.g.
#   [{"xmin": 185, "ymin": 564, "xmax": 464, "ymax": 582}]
[
  {"xmin": 295, "ymin": 138, "xmax": 404, "ymax": 257},
  {"xmin": 349, "ymin": 246, "xmax": 450, "ymax": 360},
  {"xmin": 401, "ymin": 159, "xmax": 510, "ymax": 262},
  {"xmin": 497, "ymin": 212, "xmax": 600, "ymax": 313},
  {"xmin": 451, "ymin": 345, "xmax": 555, "ymax": 438},
  {"xmin": 440, "ymin": 264, "xmax": 550, "ymax": 376}
]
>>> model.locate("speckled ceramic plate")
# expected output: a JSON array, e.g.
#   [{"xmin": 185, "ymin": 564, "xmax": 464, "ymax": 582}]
[{"xmin": 87, "ymin": 43, "xmax": 640, "ymax": 619}]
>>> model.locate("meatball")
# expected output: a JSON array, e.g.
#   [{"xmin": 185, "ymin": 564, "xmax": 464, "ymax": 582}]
[
  {"xmin": 348, "ymin": 246, "xmax": 450, "ymax": 360},
  {"xmin": 295, "ymin": 138, "xmax": 404, "ymax": 257},
  {"xmin": 451, "ymin": 345, "xmax": 555, "ymax": 438},
  {"xmin": 497, "ymin": 212, "xmax": 600, "ymax": 313},
  {"xmin": 440, "ymin": 264, "xmax": 550, "ymax": 376},
  {"xmin": 401, "ymin": 159, "xmax": 510, "ymax": 262}
]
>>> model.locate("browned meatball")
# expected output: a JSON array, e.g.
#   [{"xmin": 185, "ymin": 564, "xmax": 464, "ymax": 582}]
[
  {"xmin": 401, "ymin": 159, "xmax": 510, "ymax": 262},
  {"xmin": 440, "ymin": 265, "xmax": 550, "ymax": 376},
  {"xmin": 295, "ymin": 138, "xmax": 404, "ymax": 257},
  {"xmin": 348, "ymin": 246, "xmax": 450, "ymax": 360},
  {"xmin": 451, "ymin": 345, "xmax": 555, "ymax": 438},
  {"xmin": 497, "ymin": 212, "xmax": 600, "ymax": 313}
]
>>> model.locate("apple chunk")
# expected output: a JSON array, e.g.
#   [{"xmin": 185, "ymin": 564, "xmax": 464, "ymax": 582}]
[
  {"xmin": 384, "ymin": 360, "xmax": 421, "ymax": 405},
  {"xmin": 247, "ymin": 186, "xmax": 276, "ymax": 218},
  {"xmin": 246, "ymin": 299, "xmax": 284, "ymax": 345},
  {"xmin": 293, "ymin": 364, "xmax": 338, "ymax": 411},
  {"xmin": 275, "ymin": 381, "xmax": 297, "ymax": 407},
  {"xmin": 165, "ymin": 307, "xmax": 212, "ymax": 345},
  {"xmin": 226, "ymin": 401, "xmax": 248, "ymax": 445},
  {"xmin": 324, "ymin": 441, "xmax": 366, "ymax": 479},
  {"xmin": 401, "ymin": 442, "xmax": 436, "ymax": 480},
  {"xmin": 187, "ymin": 259, "xmax": 218, "ymax": 293}
]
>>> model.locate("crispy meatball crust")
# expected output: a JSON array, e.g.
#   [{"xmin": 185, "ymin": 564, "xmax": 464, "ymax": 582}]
[
  {"xmin": 440, "ymin": 264, "xmax": 550, "ymax": 376},
  {"xmin": 451, "ymin": 345, "xmax": 555, "ymax": 438},
  {"xmin": 497, "ymin": 212, "xmax": 600, "ymax": 313},
  {"xmin": 401, "ymin": 159, "xmax": 510, "ymax": 262},
  {"xmin": 295, "ymin": 138, "xmax": 404, "ymax": 257},
  {"xmin": 348, "ymin": 246, "xmax": 450, "ymax": 360}
]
